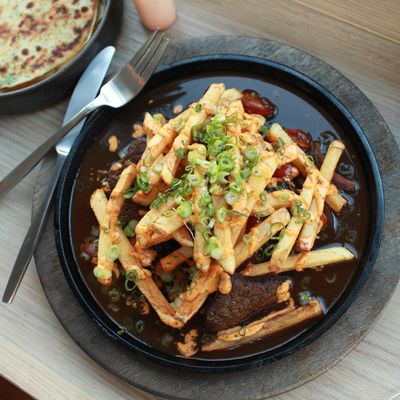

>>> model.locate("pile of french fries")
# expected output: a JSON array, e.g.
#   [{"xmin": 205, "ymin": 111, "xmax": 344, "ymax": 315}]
[{"xmin": 89, "ymin": 83, "xmax": 355, "ymax": 355}]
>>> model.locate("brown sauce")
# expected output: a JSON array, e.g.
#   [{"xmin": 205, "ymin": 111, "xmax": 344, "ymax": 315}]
[{"xmin": 70, "ymin": 73, "xmax": 369, "ymax": 360}]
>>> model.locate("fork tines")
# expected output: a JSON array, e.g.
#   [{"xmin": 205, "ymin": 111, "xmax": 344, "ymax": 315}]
[{"xmin": 130, "ymin": 30, "xmax": 170, "ymax": 79}]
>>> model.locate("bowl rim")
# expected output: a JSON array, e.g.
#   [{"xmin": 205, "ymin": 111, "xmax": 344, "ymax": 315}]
[
  {"xmin": 54, "ymin": 54, "xmax": 384, "ymax": 372},
  {"xmin": 0, "ymin": 0, "xmax": 111, "ymax": 98}
]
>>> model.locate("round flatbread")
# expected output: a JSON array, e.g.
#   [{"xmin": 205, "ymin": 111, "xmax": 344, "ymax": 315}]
[{"xmin": 0, "ymin": 0, "xmax": 99, "ymax": 92}]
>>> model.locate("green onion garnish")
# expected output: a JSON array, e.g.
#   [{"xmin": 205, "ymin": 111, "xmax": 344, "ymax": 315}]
[
  {"xmin": 242, "ymin": 234, "xmax": 251, "ymax": 245},
  {"xmin": 216, "ymin": 207, "xmax": 227, "ymax": 223},
  {"xmin": 187, "ymin": 174, "xmax": 202, "ymax": 187},
  {"xmin": 259, "ymin": 192, "xmax": 268, "ymax": 206},
  {"xmin": 224, "ymin": 191, "xmax": 238, "ymax": 206},
  {"xmin": 93, "ymin": 266, "xmax": 112, "ymax": 281},
  {"xmin": 153, "ymin": 163, "xmax": 163, "ymax": 175},
  {"xmin": 277, "ymin": 137, "xmax": 285, "ymax": 151},
  {"xmin": 136, "ymin": 320, "xmax": 144, "ymax": 332},
  {"xmin": 305, "ymin": 155, "xmax": 314, "ymax": 167},
  {"xmin": 260, "ymin": 125, "xmax": 269, "ymax": 136},
  {"xmin": 251, "ymin": 166, "xmax": 262, "ymax": 177},
  {"xmin": 217, "ymin": 171, "xmax": 228, "ymax": 184},
  {"xmin": 244, "ymin": 146, "xmax": 258, "ymax": 161},
  {"xmin": 176, "ymin": 201, "xmax": 192, "ymax": 219},
  {"xmin": 229, "ymin": 182, "xmax": 242, "ymax": 194},
  {"xmin": 153, "ymin": 113, "xmax": 163, "ymax": 123},
  {"xmin": 123, "ymin": 218, "xmax": 137, "ymax": 238},
  {"xmin": 209, "ymin": 183, "xmax": 221, "ymax": 194},
  {"xmin": 298, "ymin": 290, "xmax": 312, "ymax": 305},
  {"xmin": 107, "ymin": 245, "xmax": 120, "ymax": 262},
  {"xmin": 175, "ymin": 147, "xmax": 185, "ymax": 159},
  {"xmin": 125, "ymin": 269, "xmax": 138, "ymax": 292},
  {"xmin": 150, "ymin": 192, "xmax": 168, "ymax": 209},
  {"xmin": 210, "ymin": 246, "xmax": 223, "ymax": 260},
  {"xmin": 218, "ymin": 155, "xmax": 235, "ymax": 171}
]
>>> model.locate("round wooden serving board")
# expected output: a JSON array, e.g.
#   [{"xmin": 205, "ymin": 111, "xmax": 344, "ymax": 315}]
[{"xmin": 34, "ymin": 36, "xmax": 400, "ymax": 400}]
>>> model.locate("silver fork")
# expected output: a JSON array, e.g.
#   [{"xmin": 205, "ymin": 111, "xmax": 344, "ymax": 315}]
[
  {"xmin": 0, "ymin": 29, "xmax": 169, "ymax": 198},
  {"xmin": 2, "ymin": 30, "xmax": 169, "ymax": 303}
]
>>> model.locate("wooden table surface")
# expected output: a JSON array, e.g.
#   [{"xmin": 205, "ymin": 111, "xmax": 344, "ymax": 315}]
[{"xmin": 0, "ymin": 1, "xmax": 399, "ymax": 399}]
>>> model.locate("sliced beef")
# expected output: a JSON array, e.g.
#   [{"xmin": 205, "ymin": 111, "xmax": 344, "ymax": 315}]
[
  {"xmin": 202, "ymin": 274, "xmax": 290, "ymax": 332},
  {"xmin": 119, "ymin": 201, "xmax": 138, "ymax": 226},
  {"xmin": 102, "ymin": 139, "xmax": 147, "ymax": 191}
]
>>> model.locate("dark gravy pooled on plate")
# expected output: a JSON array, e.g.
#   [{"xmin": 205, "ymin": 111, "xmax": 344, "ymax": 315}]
[{"xmin": 71, "ymin": 73, "xmax": 368, "ymax": 359}]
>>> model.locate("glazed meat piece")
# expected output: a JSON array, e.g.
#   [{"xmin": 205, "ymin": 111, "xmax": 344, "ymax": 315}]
[
  {"xmin": 102, "ymin": 139, "xmax": 147, "ymax": 191},
  {"xmin": 118, "ymin": 201, "xmax": 138, "ymax": 226},
  {"xmin": 241, "ymin": 89, "xmax": 277, "ymax": 120},
  {"xmin": 202, "ymin": 274, "xmax": 291, "ymax": 332}
]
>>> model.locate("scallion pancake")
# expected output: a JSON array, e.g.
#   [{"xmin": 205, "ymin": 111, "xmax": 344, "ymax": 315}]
[{"xmin": 0, "ymin": 0, "xmax": 99, "ymax": 92}]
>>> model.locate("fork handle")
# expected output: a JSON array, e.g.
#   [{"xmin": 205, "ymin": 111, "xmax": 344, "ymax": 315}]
[
  {"xmin": 2, "ymin": 154, "xmax": 65, "ymax": 303},
  {"xmin": 0, "ymin": 96, "xmax": 104, "ymax": 198}
]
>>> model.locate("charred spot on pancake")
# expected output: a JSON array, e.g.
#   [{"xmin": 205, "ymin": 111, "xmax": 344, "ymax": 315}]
[
  {"xmin": 22, "ymin": 48, "xmax": 29, "ymax": 56},
  {"xmin": 26, "ymin": 2, "xmax": 34, "ymax": 8},
  {"xmin": 56, "ymin": 5, "xmax": 68, "ymax": 15},
  {"xmin": 36, "ymin": 45, "xmax": 42, "ymax": 52},
  {"xmin": 81, "ymin": 6, "xmax": 88, "ymax": 12}
]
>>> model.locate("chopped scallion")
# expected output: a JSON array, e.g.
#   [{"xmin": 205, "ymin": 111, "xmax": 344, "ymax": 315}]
[
  {"xmin": 176, "ymin": 201, "xmax": 192, "ymax": 219},
  {"xmin": 298, "ymin": 290, "xmax": 312, "ymax": 305},
  {"xmin": 107, "ymin": 245, "xmax": 120, "ymax": 262},
  {"xmin": 125, "ymin": 269, "xmax": 138, "ymax": 291},
  {"xmin": 224, "ymin": 191, "xmax": 238, "ymax": 206}
]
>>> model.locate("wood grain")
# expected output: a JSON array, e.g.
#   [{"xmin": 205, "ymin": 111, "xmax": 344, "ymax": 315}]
[{"xmin": 0, "ymin": 1, "xmax": 399, "ymax": 399}]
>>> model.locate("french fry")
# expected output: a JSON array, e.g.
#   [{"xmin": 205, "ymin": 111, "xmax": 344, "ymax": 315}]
[
  {"xmin": 95, "ymin": 230, "xmax": 114, "ymax": 285},
  {"xmin": 231, "ymin": 150, "xmax": 278, "ymax": 245},
  {"xmin": 242, "ymin": 246, "xmax": 355, "ymax": 276},
  {"xmin": 143, "ymin": 112, "xmax": 164, "ymax": 139},
  {"xmin": 160, "ymin": 84, "xmax": 226, "ymax": 184},
  {"xmin": 234, "ymin": 208, "xmax": 291, "ymax": 268},
  {"xmin": 152, "ymin": 210, "xmax": 186, "ymax": 238},
  {"xmin": 160, "ymin": 110, "xmax": 206, "ymax": 184},
  {"xmin": 325, "ymin": 183, "xmax": 347, "ymax": 213},
  {"xmin": 174, "ymin": 265, "xmax": 220, "ymax": 324},
  {"xmin": 252, "ymin": 190, "xmax": 302, "ymax": 217},
  {"xmin": 212, "ymin": 194, "xmax": 235, "ymax": 274},
  {"xmin": 160, "ymin": 246, "xmax": 193, "ymax": 271},
  {"xmin": 135, "ymin": 195, "xmax": 175, "ymax": 237},
  {"xmin": 172, "ymin": 226, "xmax": 194, "ymax": 247},
  {"xmin": 191, "ymin": 145, "xmax": 211, "ymax": 271},
  {"xmin": 131, "ymin": 180, "xmax": 168, "ymax": 206},
  {"xmin": 132, "ymin": 153, "xmax": 165, "ymax": 203},
  {"xmin": 217, "ymin": 88, "xmax": 242, "ymax": 110},
  {"xmin": 202, "ymin": 299, "xmax": 323, "ymax": 351},
  {"xmin": 105, "ymin": 164, "xmax": 137, "ymax": 239},
  {"xmin": 90, "ymin": 189, "xmax": 115, "ymax": 284},
  {"xmin": 133, "ymin": 242, "xmax": 157, "ymax": 267},
  {"xmin": 268, "ymin": 123, "xmax": 347, "ymax": 213},
  {"xmin": 199, "ymin": 82, "xmax": 227, "ymax": 114},
  {"xmin": 137, "ymin": 109, "xmax": 191, "ymax": 172},
  {"xmin": 276, "ymin": 143, "xmax": 298, "ymax": 165},
  {"xmin": 269, "ymin": 168, "xmax": 319, "ymax": 270},
  {"xmin": 297, "ymin": 140, "xmax": 345, "ymax": 252},
  {"xmin": 91, "ymin": 189, "xmax": 183, "ymax": 328}
]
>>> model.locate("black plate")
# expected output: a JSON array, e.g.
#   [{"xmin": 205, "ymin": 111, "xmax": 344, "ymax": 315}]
[
  {"xmin": 0, "ymin": 0, "xmax": 123, "ymax": 115},
  {"xmin": 55, "ymin": 55, "xmax": 384, "ymax": 372}
]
